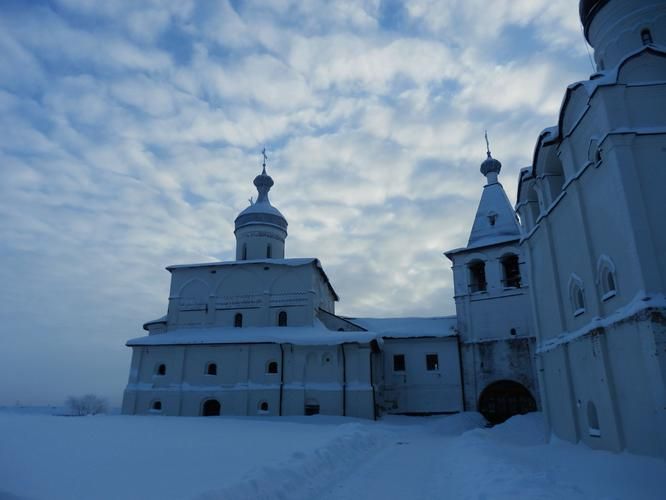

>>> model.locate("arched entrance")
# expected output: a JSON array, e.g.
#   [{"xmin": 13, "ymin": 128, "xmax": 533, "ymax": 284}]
[
  {"xmin": 478, "ymin": 380, "xmax": 536, "ymax": 424},
  {"xmin": 202, "ymin": 399, "xmax": 221, "ymax": 416}
]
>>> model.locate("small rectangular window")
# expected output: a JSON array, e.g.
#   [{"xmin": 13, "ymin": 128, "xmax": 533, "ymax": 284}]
[
  {"xmin": 426, "ymin": 354, "xmax": 439, "ymax": 371},
  {"xmin": 393, "ymin": 354, "xmax": 405, "ymax": 372}
]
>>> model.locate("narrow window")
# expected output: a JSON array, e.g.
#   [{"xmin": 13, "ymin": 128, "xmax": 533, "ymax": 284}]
[
  {"xmin": 426, "ymin": 354, "xmax": 439, "ymax": 371},
  {"xmin": 393, "ymin": 354, "xmax": 406, "ymax": 372},
  {"xmin": 278, "ymin": 311, "xmax": 287, "ymax": 327},
  {"xmin": 242, "ymin": 244, "xmax": 247, "ymax": 260},
  {"xmin": 587, "ymin": 401, "xmax": 601, "ymax": 437},
  {"xmin": 501, "ymin": 254, "xmax": 521, "ymax": 288},
  {"xmin": 156, "ymin": 364, "xmax": 166, "ymax": 376},
  {"xmin": 597, "ymin": 256, "xmax": 617, "ymax": 301},
  {"xmin": 259, "ymin": 401, "xmax": 269, "ymax": 413},
  {"xmin": 267, "ymin": 361, "xmax": 278, "ymax": 374},
  {"xmin": 206, "ymin": 363, "xmax": 217, "ymax": 375},
  {"xmin": 572, "ymin": 284, "xmax": 585, "ymax": 315},
  {"xmin": 151, "ymin": 401, "xmax": 162, "ymax": 411},
  {"xmin": 266, "ymin": 244, "xmax": 272, "ymax": 258},
  {"xmin": 234, "ymin": 313, "xmax": 243, "ymax": 328},
  {"xmin": 641, "ymin": 28, "xmax": 653, "ymax": 45},
  {"xmin": 468, "ymin": 260, "xmax": 487, "ymax": 293}
]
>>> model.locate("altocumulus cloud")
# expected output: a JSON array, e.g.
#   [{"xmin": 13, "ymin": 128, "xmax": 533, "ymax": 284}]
[{"xmin": 0, "ymin": 0, "xmax": 591, "ymax": 405}]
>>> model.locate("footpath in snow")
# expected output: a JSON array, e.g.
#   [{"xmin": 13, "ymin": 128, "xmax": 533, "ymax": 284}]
[{"xmin": 0, "ymin": 408, "xmax": 664, "ymax": 500}]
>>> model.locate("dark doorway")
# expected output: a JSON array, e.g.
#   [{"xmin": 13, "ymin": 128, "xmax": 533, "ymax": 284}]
[
  {"xmin": 202, "ymin": 399, "xmax": 221, "ymax": 416},
  {"xmin": 478, "ymin": 380, "xmax": 536, "ymax": 424}
]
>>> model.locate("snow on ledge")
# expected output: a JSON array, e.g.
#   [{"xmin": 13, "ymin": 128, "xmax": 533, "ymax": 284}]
[
  {"xmin": 127, "ymin": 320, "xmax": 378, "ymax": 347},
  {"xmin": 537, "ymin": 291, "xmax": 666, "ymax": 353},
  {"xmin": 347, "ymin": 316, "xmax": 457, "ymax": 339}
]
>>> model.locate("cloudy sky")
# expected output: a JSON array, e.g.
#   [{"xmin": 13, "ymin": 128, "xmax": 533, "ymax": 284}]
[{"xmin": 0, "ymin": 0, "xmax": 593, "ymax": 406}]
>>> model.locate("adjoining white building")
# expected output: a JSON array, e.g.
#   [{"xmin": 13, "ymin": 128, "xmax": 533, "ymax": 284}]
[{"xmin": 516, "ymin": 0, "xmax": 666, "ymax": 457}]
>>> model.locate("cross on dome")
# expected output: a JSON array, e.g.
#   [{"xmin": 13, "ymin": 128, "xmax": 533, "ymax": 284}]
[{"xmin": 480, "ymin": 130, "xmax": 502, "ymax": 181}]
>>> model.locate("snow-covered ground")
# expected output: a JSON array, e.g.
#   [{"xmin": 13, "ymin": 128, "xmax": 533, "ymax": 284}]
[{"xmin": 1, "ymin": 409, "xmax": 664, "ymax": 500}]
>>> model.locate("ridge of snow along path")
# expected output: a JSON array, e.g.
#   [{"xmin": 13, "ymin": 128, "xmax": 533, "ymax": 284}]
[{"xmin": 0, "ymin": 409, "xmax": 664, "ymax": 500}]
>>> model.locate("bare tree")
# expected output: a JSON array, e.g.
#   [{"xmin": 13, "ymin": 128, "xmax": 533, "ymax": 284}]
[{"xmin": 66, "ymin": 394, "xmax": 108, "ymax": 416}]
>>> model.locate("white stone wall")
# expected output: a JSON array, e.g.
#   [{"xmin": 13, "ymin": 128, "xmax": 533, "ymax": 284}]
[
  {"xmin": 380, "ymin": 338, "xmax": 462, "ymax": 414},
  {"xmin": 518, "ymin": 19, "xmax": 666, "ymax": 456},
  {"xmin": 164, "ymin": 261, "xmax": 336, "ymax": 330},
  {"xmin": 122, "ymin": 342, "xmax": 377, "ymax": 419}
]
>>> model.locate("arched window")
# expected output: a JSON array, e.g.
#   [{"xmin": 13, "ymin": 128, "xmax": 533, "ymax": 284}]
[
  {"xmin": 587, "ymin": 401, "xmax": 601, "ymax": 437},
  {"xmin": 206, "ymin": 363, "xmax": 217, "ymax": 376},
  {"xmin": 278, "ymin": 311, "xmax": 287, "ymax": 327},
  {"xmin": 258, "ymin": 401, "xmax": 269, "ymax": 413},
  {"xmin": 569, "ymin": 275, "xmax": 586, "ymax": 316},
  {"xmin": 468, "ymin": 260, "xmax": 487, "ymax": 293},
  {"xmin": 501, "ymin": 254, "xmax": 521, "ymax": 288},
  {"xmin": 641, "ymin": 28, "xmax": 653, "ymax": 45},
  {"xmin": 242, "ymin": 244, "xmax": 247, "ymax": 260},
  {"xmin": 597, "ymin": 255, "xmax": 617, "ymax": 301},
  {"xmin": 266, "ymin": 361, "xmax": 278, "ymax": 374},
  {"xmin": 156, "ymin": 364, "xmax": 166, "ymax": 376},
  {"xmin": 266, "ymin": 244, "xmax": 272, "ymax": 258},
  {"xmin": 151, "ymin": 401, "xmax": 162, "ymax": 411},
  {"xmin": 234, "ymin": 313, "xmax": 243, "ymax": 328}
]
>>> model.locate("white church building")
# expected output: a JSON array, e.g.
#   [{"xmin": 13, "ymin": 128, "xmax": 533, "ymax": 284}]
[
  {"xmin": 516, "ymin": 0, "xmax": 666, "ymax": 458},
  {"xmin": 122, "ymin": 149, "xmax": 536, "ymax": 422},
  {"xmin": 123, "ymin": 0, "xmax": 665, "ymax": 458}
]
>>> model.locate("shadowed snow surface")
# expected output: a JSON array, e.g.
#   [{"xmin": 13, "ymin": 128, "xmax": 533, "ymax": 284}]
[{"xmin": 0, "ymin": 410, "xmax": 664, "ymax": 500}]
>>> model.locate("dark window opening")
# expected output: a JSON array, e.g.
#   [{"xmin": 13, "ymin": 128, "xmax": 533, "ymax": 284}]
[
  {"xmin": 234, "ymin": 313, "xmax": 243, "ymax": 328},
  {"xmin": 152, "ymin": 401, "xmax": 162, "ymax": 411},
  {"xmin": 305, "ymin": 402, "xmax": 320, "ymax": 416},
  {"xmin": 156, "ymin": 364, "xmax": 166, "ymax": 376},
  {"xmin": 278, "ymin": 311, "xmax": 287, "ymax": 327},
  {"xmin": 426, "ymin": 354, "xmax": 439, "ymax": 371},
  {"xmin": 572, "ymin": 283, "xmax": 586, "ymax": 315},
  {"xmin": 266, "ymin": 244, "xmax": 272, "ymax": 258},
  {"xmin": 206, "ymin": 363, "xmax": 217, "ymax": 375},
  {"xmin": 468, "ymin": 260, "xmax": 487, "ymax": 292},
  {"xmin": 501, "ymin": 254, "xmax": 521, "ymax": 288},
  {"xmin": 641, "ymin": 28, "xmax": 653, "ymax": 45},
  {"xmin": 510, "ymin": 328, "xmax": 517, "ymax": 336},
  {"xmin": 242, "ymin": 244, "xmax": 247, "ymax": 260},
  {"xmin": 260, "ymin": 401, "xmax": 269, "ymax": 412},
  {"xmin": 588, "ymin": 401, "xmax": 601, "ymax": 437},
  {"xmin": 393, "ymin": 354, "xmax": 406, "ymax": 372},
  {"xmin": 267, "ymin": 361, "xmax": 278, "ymax": 374},
  {"xmin": 202, "ymin": 399, "xmax": 221, "ymax": 417}
]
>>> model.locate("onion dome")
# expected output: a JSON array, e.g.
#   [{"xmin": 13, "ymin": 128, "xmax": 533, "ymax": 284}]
[
  {"xmin": 480, "ymin": 131, "xmax": 502, "ymax": 179},
  {"xmin": 480, "ymin": 151, "xmax": 502, "ymax": 177},
  {"xmin": 234, "ymin": 163, "xmax": 288, "ymax": 233}
]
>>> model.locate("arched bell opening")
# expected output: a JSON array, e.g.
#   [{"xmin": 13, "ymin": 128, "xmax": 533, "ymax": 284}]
[{"xmin": 478, "ymin": 380, "xmax": 536, "ymax": 424}]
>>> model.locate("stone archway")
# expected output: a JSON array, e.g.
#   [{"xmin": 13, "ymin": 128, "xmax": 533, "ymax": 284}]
[
  {"xmin": 202, "ymin": 399, "xmax": 221, "ymax": 416},
  {"xmin": 478, "ymin": 380, "xmax": 536, "ymax": 424}
]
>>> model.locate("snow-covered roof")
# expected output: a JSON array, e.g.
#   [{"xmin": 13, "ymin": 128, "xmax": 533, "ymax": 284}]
[
  {"xmin": 166, "ymin": 258, "xmax": 340, "ymax": 301},
  {"xmin": 128, "ymin": 321, "xmax": 378, "ymax": 347},
  {"xmin": 466, "ymin": 181, "xmax": 521, "ymax": 249},
  {"xmin": 345, "ymin": 316, "xmax": 458, "ymax": 339}
]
